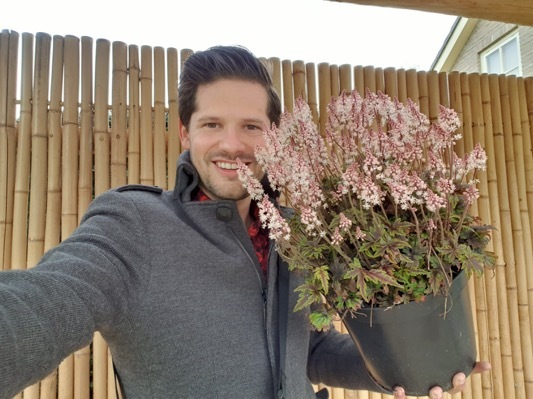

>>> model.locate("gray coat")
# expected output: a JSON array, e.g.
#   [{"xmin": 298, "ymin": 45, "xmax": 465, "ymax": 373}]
[{"xmin": 0, "ymin": 152, "xmax": 384, "ymax": 399}]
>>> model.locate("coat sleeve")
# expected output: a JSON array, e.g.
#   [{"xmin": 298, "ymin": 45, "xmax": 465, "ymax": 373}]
[
  {"xmin": 0, "ymin": 190, "xmax": 150, "ymax": 399},
  {"xmin": 307, "ymin": 327, "xmax": 390, "ymax": 393}
]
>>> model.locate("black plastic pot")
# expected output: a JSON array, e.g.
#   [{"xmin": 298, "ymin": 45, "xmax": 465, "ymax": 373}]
[{"xmin": 341, "ymin": 271, "xmax": 477, "ymax": 396}]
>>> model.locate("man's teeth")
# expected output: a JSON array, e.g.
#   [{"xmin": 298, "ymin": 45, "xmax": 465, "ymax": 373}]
[{"xmin": 216, "ymin": 162, "xmax": 239, "ymax": 170}]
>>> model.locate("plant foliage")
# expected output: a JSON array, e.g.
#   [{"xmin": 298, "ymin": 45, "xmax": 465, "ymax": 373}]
[{"xmin": 238, "ymin": 90, "xmax": 496, "ymax": 331}]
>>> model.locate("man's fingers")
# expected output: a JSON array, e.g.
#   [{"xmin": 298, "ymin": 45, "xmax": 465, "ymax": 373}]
[
  {"xmin": 449, "ymin": 372, "xmax": 467, "ymax": 394},
  {"xmin": 392, "ymin": 386, "xmax": 406, "ymax": 399},
  {"xmin": 428, "ymin": 385, "xmax": 444, "ymax": 399},
  {"xmin": 448, "ymin": 361, "xmax": 491, "ymax": 394},
  {"xmin": 394, "ymin": 363, "xmax": 491, "ymax": 399},
  {"xmin": 472, "ymin": 361, "xmax": 492, "ymax": 374}
]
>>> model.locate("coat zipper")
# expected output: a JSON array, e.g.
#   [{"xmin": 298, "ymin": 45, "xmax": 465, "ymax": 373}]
[{"xmin": 229, "ymin": 228, "xmax": 268, "ymax": 327}]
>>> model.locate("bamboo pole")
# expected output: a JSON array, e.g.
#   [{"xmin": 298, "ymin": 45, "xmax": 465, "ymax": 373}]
[
  {"xmin": 468, "ymin": 73, "xmax": 504, "ymax": 399},
  {"xmin": 522, "ymin": 77, "xmax": 533, "ymax": 337},
  {"xmin": 458, "ymin": 71, "xmax": 478, "ymax": 399},
  {"xmin": 64, "ymin": 35, "xmax": 91, "ymax": 399},
  {"xmin": 268, "ymin": 57, "xmax": 282, "ymax": 113},
  {"xmin": 513, "ymin": 77, "xmax": 533, "ymax": 339},
  {"xmin": 339, "ymin": 64, "xmax": 352, "ymax": 94},
  {"xmin": 396, "ymin": 69, "xmax": 407, "ymax": 105},
  {"xmin": 59, "ymin": 34, "xmax": 79, "ymax": 225},
  {"xmin": 153, "ymin": 46, "xmax": 167, "ymax": 189},
  {"xmin": 343, "ymin": 389, "xmax": 357, "ymax": 398},
  {"xmin": 353, "ymin": 66, "xmax": 364, "ymax": 97},
  {"xmin": 465, "ymin": 74, "xmax": 494, "ymax": 399},
  {"xmin": 54, "ymin": 33, "xmax": 76, "ymax": 399},
  {"xmin": 503, "ymin": 75, "xmax": 533, "ymax": 397},
  {"xmin": 438, "ymin": 72, "xmax": 450, "ymax": 108},
  {"xmin": 111, "ymin": 41, "xmax": 128, "ymax": 188},
  {"xmin": 489, "ymin": 74, "xmax": 527, "ymax": 399},
  {"xmin": 447, "ymin": 72, "xmax": 463, "ymax": 147},
  {"xmin": 38, "ymin": 33, "xmax": 64, "ymax": 399},
  {"xmin": 374, "ymin": 67, "xmax": 384, "ymax": 94},
  {"xmin": 167, "ymin": 47, "xmax": 179, "ymax": 189},
  {"xmin": 459, "ymin": 73, "xmax": 473, "ymax": 156},
  {"xmin": 405, "ymin": 69, "xmax": 419, "ymax": 107},
  {"xmin": 383, "ymin": 67, "xmax": 397, "ymax": 99},
  {"xmin": 292, "ymin": 60, "xmax": 306, "ymax": 102},
  {"xmin": 3, "ymin": 22, "xmax": 17, "ymax": 371},
  {"xmin": 306, "ymin": 63, "xmax": 319, "ymax": 125},
  {"xmin": 417, "ymin": 71, "xmax": 429, "ymax": 117},
  {"xmin": 362, "ymin": 66, "xmax": 376, "ymax": 94},
  {"xmin": 78, "ymin": 36, "xmax": 96, "ymax": 399},
  {"xmin": 479, "ymin": 73, "xmax": 510, "ymax": 399},
  {"xmin": 318, "ymin": 63, "xmax": 331, "ymax": 136},
  {"xmin": 426, "ymin": 71, "xmax": 441, "ymax": 123},
  {"xmin": 0, "ymin": 30, "xmax": 18, "ymax": 273},
  {"xmin": 447, "ymin": 72, "xmax": 465, "ymax": 399},
  {"xmin": 93, "ymin": 38, "xmax": 111, "ymax": 399},
  {"xmin": 370, "ymin": 391, "xmax": 383, "ymax": 399},
  {"xmin": 451, "ymin": 73, "xmax": 474, "ymax": 399},
  {"xmin": 94, "ymin": 38, "xmax": 111, "ymax": 195},
  {"xmin": 62, "ymin": 33, "xmax": 80, "ymax": 251},
  {"xmin": 330, "ymin": 64, "xmax": 340, "ymax": 98},
  {"xmin": 282, "ymin": 59, "xmax": 294, "ymax": 113},
  {"xmin": 127, "ymin": 45, "xmax": 140, "ymax": 185},
  {"xmin": 78, "ymin": 36, "xmax": 94, "ymax": 218},
  {"xmin": 10, "ymin": 31, "xmax": 33, "ymax": 279},
  {"xmin": 0, "ymin": 30, "xmax": 10, "ymax": 272},
  {"xmin": 140, "ymin": 45, "xmax": 154, "ymax": 186},
  {"xmin": 24, "ymin": 31, "xmax": 51, "ymax": 399}
]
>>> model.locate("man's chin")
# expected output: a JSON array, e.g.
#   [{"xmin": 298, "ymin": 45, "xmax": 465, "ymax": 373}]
[
  {"xmin": 201, "ymin": 185, "xmax": 250, "ymax": 202},
  {"xmin": 219, "ymin": 191, "xmax": 250, "ymax": 202}
]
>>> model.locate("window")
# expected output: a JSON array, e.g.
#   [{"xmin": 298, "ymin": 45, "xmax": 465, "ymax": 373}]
[{"xmin": 481, "ymin": 33, "xmax": 522, "ymax": 76}]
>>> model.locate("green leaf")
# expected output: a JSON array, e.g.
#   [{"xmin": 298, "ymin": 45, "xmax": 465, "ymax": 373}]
[
  {"xmin": 363, "ymin": 268, "xmax": 403, "ymax": 288},
  {"xmin": 313, "ymin": 265, "xmax": 331, "ymax": 295},
  {"xmin": 309, "ymin": 311, "xmax": 332, "ymax": 331},
  {"xmin": 294, "ymin": 284, "xmax": 323, "ymax": 311}
]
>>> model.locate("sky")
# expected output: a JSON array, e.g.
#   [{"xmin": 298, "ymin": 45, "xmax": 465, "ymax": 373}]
[{"xmin": 2, "ymin": 0, "xmax": 458, "ymax": 71}]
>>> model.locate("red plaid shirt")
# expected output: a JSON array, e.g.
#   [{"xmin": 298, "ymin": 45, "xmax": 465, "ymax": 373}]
[{"xmin": 193, "ymin": 189, "xmax": 270, "ymax": 278}]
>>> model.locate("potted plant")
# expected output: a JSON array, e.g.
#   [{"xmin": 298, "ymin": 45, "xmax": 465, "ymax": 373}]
[{"xmin": 237, "ymin": 90, "xmax": 496, "ymax": 395}]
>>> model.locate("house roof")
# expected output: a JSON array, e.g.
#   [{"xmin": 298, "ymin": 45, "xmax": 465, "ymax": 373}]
[
  {"xmin": 326, "ymin": 0, "xmax": 533, "ymax": 26},
  {"xmin": 430, "ymin": 17, "xmax": 478, "ymax": 72}
]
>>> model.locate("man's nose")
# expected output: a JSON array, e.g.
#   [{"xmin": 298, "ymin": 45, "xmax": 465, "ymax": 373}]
[{"xmin": 219, "ymin": 127, "xmax": 247, "ymax": 152}]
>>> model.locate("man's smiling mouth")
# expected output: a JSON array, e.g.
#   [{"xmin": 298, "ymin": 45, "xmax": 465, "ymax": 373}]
[{"xmin": 215, "ymin": 161, "xmax": 239, "ymax": 170}]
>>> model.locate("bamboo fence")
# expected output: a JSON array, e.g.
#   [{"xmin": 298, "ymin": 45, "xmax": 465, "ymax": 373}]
[{"xmin": 1, "ymin": 28, "xmax": 533, "ymax": 399}]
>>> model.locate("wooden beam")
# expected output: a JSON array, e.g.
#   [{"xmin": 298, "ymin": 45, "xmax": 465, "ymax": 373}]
[{"xmin": 326, "ymin": 0, "xmax": 533, "ymax": 26}]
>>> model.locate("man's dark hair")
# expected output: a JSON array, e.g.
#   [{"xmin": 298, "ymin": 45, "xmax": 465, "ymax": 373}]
[{"xmin": 178, "ymin": 45, "xmax": 281, "ymax": 130}]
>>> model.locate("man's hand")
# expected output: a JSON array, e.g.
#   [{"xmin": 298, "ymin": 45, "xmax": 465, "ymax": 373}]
[{"xmin": 392, "ymin": 361, "xmax": 491, "ymax": 399}]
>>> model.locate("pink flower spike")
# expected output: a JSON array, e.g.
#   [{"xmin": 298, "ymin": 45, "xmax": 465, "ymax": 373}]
[{"xmin": 236, "ymin": 159, "xmax": 265, "ymax": 201}]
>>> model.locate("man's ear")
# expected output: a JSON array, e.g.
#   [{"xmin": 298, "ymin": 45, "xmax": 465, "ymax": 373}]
[{"xmin": 180, "ymin": 124, "xmax": 190, "ymax": 149}]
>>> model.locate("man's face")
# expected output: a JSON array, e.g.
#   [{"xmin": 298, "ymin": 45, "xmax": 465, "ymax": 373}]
[{"xmin": 180, "ymin": 79, "xmax": 270, "ymax": 201}]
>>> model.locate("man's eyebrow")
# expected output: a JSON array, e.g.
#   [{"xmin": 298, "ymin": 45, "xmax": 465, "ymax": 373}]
[
  {"xmin": 195, "ymin": 116, "xmax": 267, "ymax": 125},
  {"xmin": 243, "ymin": 118, "xmax": 267, "ymax": 125},
  {"xmin": 195, "ymin": 115, "xmax": 219, "ymax": 122}
]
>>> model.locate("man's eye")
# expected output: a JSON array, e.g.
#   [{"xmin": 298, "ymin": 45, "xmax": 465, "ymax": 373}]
[
  {"xmin": 246, "ymin": 125, "xmax": 262, "ymax": 133},
  {"xmin": 205, "ymin": 123, "xmax": 218, "ymax": 129}
]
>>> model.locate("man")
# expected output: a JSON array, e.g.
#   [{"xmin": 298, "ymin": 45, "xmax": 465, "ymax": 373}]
[{"xmin": 0, "ymin": 45, "xmax": 488, "ymax": 399}]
